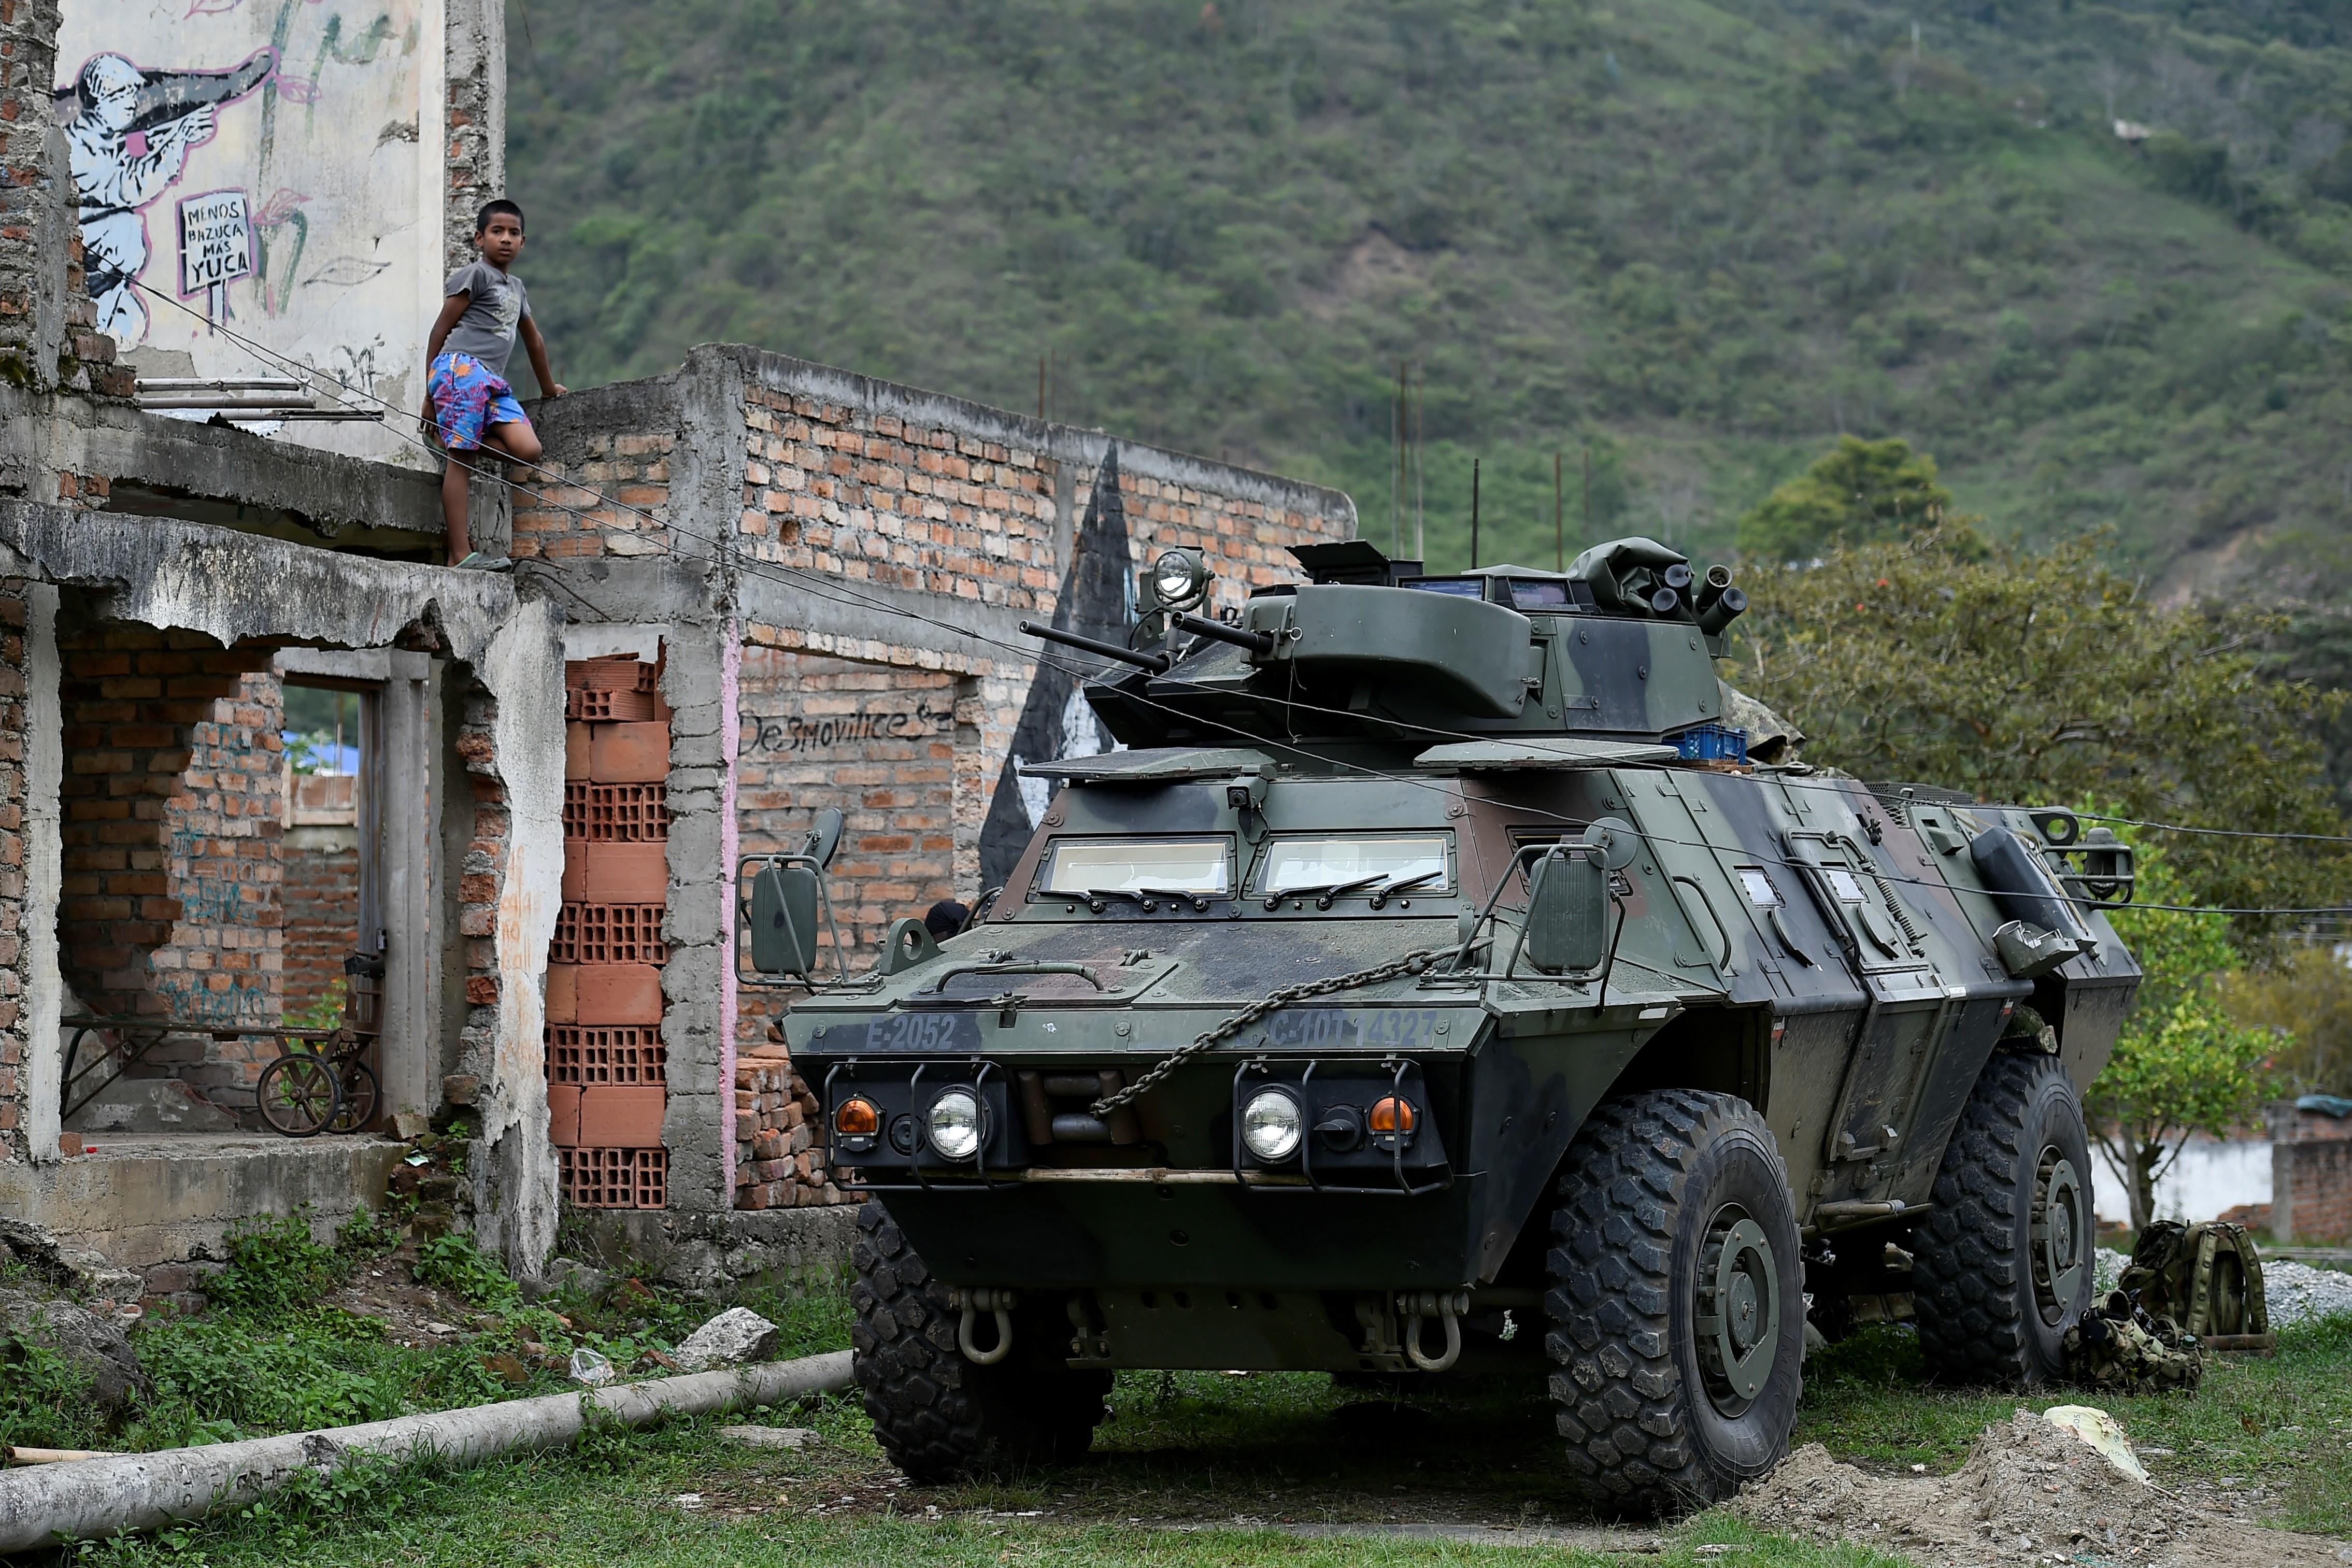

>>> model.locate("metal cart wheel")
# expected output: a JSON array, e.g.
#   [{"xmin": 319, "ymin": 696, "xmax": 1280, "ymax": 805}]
[
  {"xmin": 329, "ymin": 1059, "xmax": 380, "ymax": 1135},
  {"xmin": 256, "ymin": 1052, "xmax": 342, "ymax": 1138}
]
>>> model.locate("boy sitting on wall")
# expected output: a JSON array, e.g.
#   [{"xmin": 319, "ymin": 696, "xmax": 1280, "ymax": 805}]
[{"xmin": 423, "ymin": 199, "xmax": 565, "ymax": 569}]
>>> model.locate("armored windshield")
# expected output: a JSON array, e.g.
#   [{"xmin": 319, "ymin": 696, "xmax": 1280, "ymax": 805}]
[
  {"xmin": 1255, "ymin": 834, "xmax": 1451, "ymax": 896},
  {"xmin": 1039, "ymin": 837, "xmax": 1233, "ymax": 896}
]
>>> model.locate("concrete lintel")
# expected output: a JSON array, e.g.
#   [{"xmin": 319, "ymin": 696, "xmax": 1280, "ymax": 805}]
[
  {"xmin": 707, "ymin": 342, "xmax": 1358, "ymax": 523},
  {"xmin": 276, "ymin": 647, "xmax": 395, "ymax": 682},
  {"xmin": 561, "ymin": 623, "xmax": 671, "ymax": 663},
  {"xmin": 19, "ymin": 395, "xmax": 445, "ymax": 538},
  {"xmin": 0, "ymin": 503, "xmax": 512, "ymax": 663},
  {"xmin": 524, "ymin": 556, "xmax": 716, "ymax": 629}
]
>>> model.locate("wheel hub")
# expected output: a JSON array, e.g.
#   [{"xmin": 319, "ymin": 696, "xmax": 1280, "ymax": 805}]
[
  {"xmin": 2030, "ymin": 1148, "xmax": 2086, "ymax": 1325},
  {"xmin": 1696, "ymin": 1206, "xmax": 1779, "ymax": 1412}
]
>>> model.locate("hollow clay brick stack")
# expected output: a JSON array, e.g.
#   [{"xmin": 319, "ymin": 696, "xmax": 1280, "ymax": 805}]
[
  {"xmin": 734, "ymin": 1025, "xmax": 847, "ymax": 1209},
  {"xmin": 550, "ymin": 654, "xmax": 671, "ymax": 1210}
]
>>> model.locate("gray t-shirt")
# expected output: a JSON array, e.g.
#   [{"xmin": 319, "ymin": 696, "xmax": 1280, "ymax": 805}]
[{"xmin": 441, "ymin": 259, "xmax": 530, "ymax": 380}]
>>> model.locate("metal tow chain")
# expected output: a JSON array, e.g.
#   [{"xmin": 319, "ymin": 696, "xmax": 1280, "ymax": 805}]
[{"xmin": 1091, "ymin": 949, "xmax": 1445, "ymax": 1117}]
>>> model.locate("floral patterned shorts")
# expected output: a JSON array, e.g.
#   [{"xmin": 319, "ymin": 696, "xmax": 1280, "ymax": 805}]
[{"xmin": 428, "ymin": 352, "xmax": 529, "ymax": 451}]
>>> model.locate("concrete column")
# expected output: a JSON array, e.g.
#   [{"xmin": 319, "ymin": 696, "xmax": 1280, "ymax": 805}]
[
  {"xmin": 379, "ymin": 650, "xmax": 440, "ymax": 1120},
  {"xmin": 661, "ymin": 621, "xmax": 736, "ymax": 1213},
  {"xmin": 23, "ymin": 584, "xmax": 62, "ymax": 1162},
  {"xmin": 468, "ymin": 601, "xmax": 563, "ymax": 1277}
]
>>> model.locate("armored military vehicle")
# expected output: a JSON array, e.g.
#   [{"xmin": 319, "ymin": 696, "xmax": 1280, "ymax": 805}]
[{"xmin": 743, "ymin": 536, "xmax": 2141, "ymax": 1512}]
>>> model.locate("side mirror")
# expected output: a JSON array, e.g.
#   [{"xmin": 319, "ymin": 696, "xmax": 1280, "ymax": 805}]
[
  {"xmin": 804, "ymin": 806, "xmax": 846, "ymax": 871},
  {"xmin": 746, "ymin": 860, "xmax": 822, "ymax": 976},
  {"xmin": 1525, "ymin": 848, "xmax": 1612, "ymax": 974}
]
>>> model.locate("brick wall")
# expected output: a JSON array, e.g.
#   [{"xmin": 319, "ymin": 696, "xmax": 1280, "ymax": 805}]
[
  {"xmin": 2270, "ymin": 1100, "xmax": 2352, "ymax": 1243},
  {"xmin": 0, "ymin": 0, "xmax": 65, "ymax": 391},
  {"xmin": 548, "ymin": 655, "xmax": 671, "ymax": 1209},
  {"xmin": 0, "ymin": 583, "xmax": 26, "ymax": 1156},
  {"xmin": 55, "ymin": 623, "xmax": 283, "ymax": 1095},
  {"xmin": 510, "ymin": 429, "xmax": 675, "ymax": 561},
  {"xmin": 732, "ymin": 649, "xmax": 974, "ymax": 1048},
  {"xmin": 282, "ymin": 774, "xmax": 359, "ymax": 1015}
]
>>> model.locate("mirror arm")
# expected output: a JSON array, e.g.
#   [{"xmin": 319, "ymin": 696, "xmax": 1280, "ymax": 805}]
[{"xmin": 1443, "ymin": 844, "xmax": 1551, "ymax": 975}]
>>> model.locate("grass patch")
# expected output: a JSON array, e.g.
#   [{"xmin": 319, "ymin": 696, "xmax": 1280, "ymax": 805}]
[
  {"xmin": 66, "ymin": 1317, "xmax": 2352, "ymax": 1568},
  {"xmin": 23, "ymin": 1218, "xmax": 2348, "ymax": 1566}
]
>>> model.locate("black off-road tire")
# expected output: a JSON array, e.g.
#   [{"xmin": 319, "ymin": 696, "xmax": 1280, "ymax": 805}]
[
  {"xmin": 1913, "ymin": 1049, "xmax": 2094, "ymax": 1388},
  {"xmin": 1546, "ymin": 1090, "xmax": 1804, "ymax": 1515},
  {"xmin": 850, "ymin": 1200, "xmax": 1110, "ymax": 1483}
]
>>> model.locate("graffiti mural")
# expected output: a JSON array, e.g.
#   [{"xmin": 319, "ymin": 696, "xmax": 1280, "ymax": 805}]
[
  {"xmin": 56, "ymin": 1, "xmax": 444, "ymax": 465},
  {"xmin": 978, "ymin": 447, "xmax": 1137, "ymax": 893}
]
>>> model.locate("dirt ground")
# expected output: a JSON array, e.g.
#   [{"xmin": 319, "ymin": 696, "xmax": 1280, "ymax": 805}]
[
  {"xmin": 320, "ymin": 1253, "xmax": 486, "ymax": 1349},
  {"xmin": 1733, "ymin": 1411, "xmax": 2352, "ymax": 1568}
]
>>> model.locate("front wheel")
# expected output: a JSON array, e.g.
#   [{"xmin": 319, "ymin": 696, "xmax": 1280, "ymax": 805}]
[
  {"xmin": 255, "ymin": 1053, "xmax": 340, "ymax": 1137},
  {"xmin": 850, "ymin": 1201, "xmax": 1109, "ymax": 1483},
  {"xmin": 1546, "ymin": 1090, "xmax": 1804, "ymax": 1514},
  {"xmin": 1913, "ymin": 1049, "xmax": 2093, "ymax": 1388}
]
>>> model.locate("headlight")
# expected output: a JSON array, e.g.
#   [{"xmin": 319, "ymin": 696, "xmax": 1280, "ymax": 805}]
[
  {"xmin": 1241, "ymin": 1088, "xmax": 1303, "ymax": 1162},
  {"xmin": 926, "ymin": 1088, "xmax": 983, "ymax": 1160},
  {"xmin": 1152, "ymin": 548, "xmax": 1207, "ymax": 609},
  {"xmin": 833, "ymin": 1096, "xmax": 880, "ymax": 1137}
]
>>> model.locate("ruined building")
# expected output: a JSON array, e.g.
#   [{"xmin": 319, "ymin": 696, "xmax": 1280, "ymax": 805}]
[{"xmin": 0, "ymin": 0, "xmax": 1353, "ymax": 1292}]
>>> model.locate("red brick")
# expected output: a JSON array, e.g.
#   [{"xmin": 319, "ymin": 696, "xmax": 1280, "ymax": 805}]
[
  {"xmin": 548, "ymin": 1084, "xmax": 582, "ymax": 1146},
  {"xmin": 574, "ymin": 963, "xmax": 662, "ymax": 1024},
  {"xmin": 547, "ymin": 963, "xmax": 577, "ymax": 1023},
  {"xmin": 581, "ymin": 842, "xmax": 666, "ymax": 901},
  {"xmin": 589, "ymin": 722, "xmax": 668, "ymax": 783},
  {"xmin": 578, "ymin": 1085, "xmax": 666, "ymax": 1146}
]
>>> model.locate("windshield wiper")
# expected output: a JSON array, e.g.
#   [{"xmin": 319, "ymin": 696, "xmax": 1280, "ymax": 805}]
[
  {"xmin": 1263, "ymin": 872, "xmax": 1387, "ymax": 911},
  {"xmin": 1078, "ymin": 886, "xmax": 1216, "ymax": 914},
  {"xmin": 1367, "ymin": 869, "xmax": 1442, "ymax": 909}
]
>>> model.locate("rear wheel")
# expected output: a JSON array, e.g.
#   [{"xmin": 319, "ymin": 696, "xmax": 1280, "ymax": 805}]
[
  {"xmin": 329, "ymin": 1060, "xmax": 380, "ymax": 1134},
  {"xmin": 1913, "ymin": 1050, "xmax": 2093, "ymax": 1388},
  {"xmin": 851, "ymin": 1200, "xmax": 1109, "ymax": 1483},
  {"xmin": 1546, "ymin": 1090, "xmax": 1804, "ymax": 1515}
]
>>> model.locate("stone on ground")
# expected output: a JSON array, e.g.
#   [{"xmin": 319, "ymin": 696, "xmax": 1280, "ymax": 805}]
[
  {"xmin": 674, "ymin": 1306, "xmax": 781, "ymax": 1371},
  {"xmin": 718, "ymin": 1424, "xmax": 816, "ymax": 1449},
  {"xmin": 0, "ymin": 1287, "xmax": 149, "ymax": 1413}
]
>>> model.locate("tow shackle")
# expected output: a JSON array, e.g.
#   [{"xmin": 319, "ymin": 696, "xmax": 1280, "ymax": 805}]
[
  {"xmin": 949, "ymin": 1286, "xmax": 1018, "ymax": 1365},
  {"xmin": 1398, "ymin": 1290, "xmax": 1470, "ymax": 1373}
]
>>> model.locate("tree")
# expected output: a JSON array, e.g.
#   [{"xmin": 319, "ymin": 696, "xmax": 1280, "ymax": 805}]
[
  {"xmin": 2086, "ymin": 845, "xmax": 2280, "ymax": 1232},
  {"xmin": 2222, "ymin": 946, "xmax": 2352, "ymax": 1097},
  {"xmin": 1734, "ymin": 436, "xmax": 1965, "ymax": 562},
  {"xmin": 1732, "ymin": 527, "xmax": 2352, "ymax": 933}
]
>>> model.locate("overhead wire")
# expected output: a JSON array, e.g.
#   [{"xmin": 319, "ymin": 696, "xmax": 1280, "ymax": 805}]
[{"xmin": 124, "ymin": 281, "xmax": 2352, "ymax": 921}]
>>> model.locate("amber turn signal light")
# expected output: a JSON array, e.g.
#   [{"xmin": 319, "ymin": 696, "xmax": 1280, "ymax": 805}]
[
  {"xmin": 1368, "ymin": 1096, "xmax": 1417, "ymax": 1135},
  {"xmin": 834, "ymin": 1097, "xmax": 881, "ymax": 1137}
]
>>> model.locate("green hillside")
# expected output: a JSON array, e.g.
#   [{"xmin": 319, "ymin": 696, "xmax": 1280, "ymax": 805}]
[{"xmin": 507, "ymin": 0, "xmax": 2352, "ymax": 589}]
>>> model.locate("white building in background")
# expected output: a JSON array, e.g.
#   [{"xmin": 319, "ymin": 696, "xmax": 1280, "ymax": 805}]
[{"xmin": 2092, "ymin": 1135, "xmax": 2270, "ymax": 1228}]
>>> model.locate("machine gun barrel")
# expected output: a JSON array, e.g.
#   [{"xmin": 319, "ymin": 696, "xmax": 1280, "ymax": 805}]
[
  {"xmin": 1171, "ymin": 611, "xmax": 1277, "ymax": 657},
  {"xmin": 1018, "ymin": 620, "xmax": 1172, "ymax": 673}
]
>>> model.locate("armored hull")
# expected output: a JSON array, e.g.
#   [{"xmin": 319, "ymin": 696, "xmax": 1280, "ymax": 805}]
[{"xmin": 752, "ymin": 537, "xmax": 2140, "ymax": 1506}]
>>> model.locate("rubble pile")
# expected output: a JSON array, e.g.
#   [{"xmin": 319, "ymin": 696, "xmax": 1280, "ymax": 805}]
[
  {"xmin": 733, "ymin": 1030, "xmax": 846, "ymax": 1210},
  {"xmin": 1736, "ymin": 1410, "xmax": 2348, "ymax": 1568}
]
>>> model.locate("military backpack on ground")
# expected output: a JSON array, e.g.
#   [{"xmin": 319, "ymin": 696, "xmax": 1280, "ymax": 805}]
[
  {"xmin": 2064, "ymin": 1294, "xmax": 2203, "ymax": 1392},
  {"xmin": 2121, "ymin": 1219, "xmax": 2268, "ymax": 1339}
]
